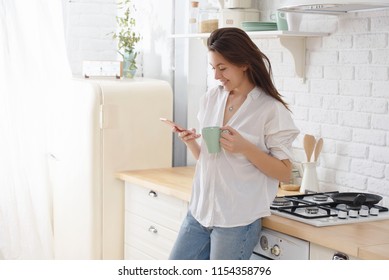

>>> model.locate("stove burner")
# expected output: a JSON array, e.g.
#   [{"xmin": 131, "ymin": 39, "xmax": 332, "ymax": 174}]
[
  {"xmin": 270, "ymin": 191, "xmax": 389, "ymax": 227},
  {"xmin": 313, "ymin": 194, "xmax": 329, "ymax": 202},
  {"xmin": 272, "ymin": 197, "xmax": 292, "ymax": 207},
  {"xmin": 305, "ymin": 207, "xmax": 319, "ymax": 215}
]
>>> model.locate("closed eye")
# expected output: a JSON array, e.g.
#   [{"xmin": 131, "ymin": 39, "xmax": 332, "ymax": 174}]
[
  {"xmin": 209, "ymin": 63, "xmax": 227, "ymax": 71},
  {"xmin": 210, "ymin": 66, "xmax": 226, "ymax": 71}
]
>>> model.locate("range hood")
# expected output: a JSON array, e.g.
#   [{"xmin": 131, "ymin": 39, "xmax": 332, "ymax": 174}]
[{"xmin": 278, "ymin": 0, "xmax": 389, "ymax": 14}]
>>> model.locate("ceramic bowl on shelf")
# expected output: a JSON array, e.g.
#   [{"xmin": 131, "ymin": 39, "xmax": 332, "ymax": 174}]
[{"xmin": 241, "ymin": 21, "xmax": 278, "ymax": 31}]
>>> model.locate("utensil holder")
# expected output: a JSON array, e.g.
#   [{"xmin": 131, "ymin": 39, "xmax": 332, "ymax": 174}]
[{"xmin": 300, "ymin": 162, "xmax": 319, "ymax": 193}]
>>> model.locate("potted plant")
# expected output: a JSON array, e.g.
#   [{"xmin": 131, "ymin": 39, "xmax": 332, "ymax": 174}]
[{"xmin": 112, "ymin": 0, "xmax": 141, "ymax": 78}]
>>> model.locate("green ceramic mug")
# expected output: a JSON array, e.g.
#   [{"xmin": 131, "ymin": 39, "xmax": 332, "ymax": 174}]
[{"xmin": 202, "ymin": 126, "xmax": 221, "ymax": 153}]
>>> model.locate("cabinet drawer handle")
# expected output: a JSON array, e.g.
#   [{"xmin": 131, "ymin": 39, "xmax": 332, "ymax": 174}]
[
  {"xmin": 332, "ymin": 252, "xmax": 349, "ymax": 260},
  {"xmin": 148, "ymin": 190, "xmax": 157, "ymax": 198},
  {"xmin": 148, "ymin": 226, "xmax": 158, "ymax": 234}
]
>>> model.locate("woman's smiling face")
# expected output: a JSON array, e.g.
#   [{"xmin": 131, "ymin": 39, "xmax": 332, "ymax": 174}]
[{"xmin": 208, "ymin": 50, "xmax": 248, "ymax": 93}]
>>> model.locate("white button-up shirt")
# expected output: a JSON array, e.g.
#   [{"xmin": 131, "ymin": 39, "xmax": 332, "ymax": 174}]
[{"xmin": 189, "ymin": 86, "xmax": 299, "ymax": 227}]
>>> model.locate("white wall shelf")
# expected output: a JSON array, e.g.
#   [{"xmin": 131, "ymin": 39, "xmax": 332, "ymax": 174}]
[
  {"xmin": 171, "ymin": 31, "xmax": 330, "ymax": 81},
  {"xmin": 171, "ymin": 30, "xmax": 329, "ymax": 39}
]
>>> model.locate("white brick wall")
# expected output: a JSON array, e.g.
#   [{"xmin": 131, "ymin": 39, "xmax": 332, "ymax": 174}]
[
  {"xmin": 63, "ymin": 0, "xmax": 174, "ymax": 82},
  {"xmin": 264, "ymin": 9, "xmax": 389, "ymax": 207},
  {"xmin": 62, "ymin": 0, "xmax": 118, "ymax": 76}
]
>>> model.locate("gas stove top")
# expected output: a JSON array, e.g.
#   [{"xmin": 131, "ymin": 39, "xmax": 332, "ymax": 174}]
[{"xmin": 270, "ymin": 191, "xmax": 389, "ymax": 227}]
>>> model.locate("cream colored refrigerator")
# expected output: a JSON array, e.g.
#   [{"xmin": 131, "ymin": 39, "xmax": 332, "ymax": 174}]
[{"xmin": 48, "ymin": 78, "xmax": 173, "ymax": 259}]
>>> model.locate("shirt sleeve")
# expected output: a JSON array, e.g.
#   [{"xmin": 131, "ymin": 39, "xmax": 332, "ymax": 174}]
[{"xmin": 264, "ymin": 103, "xmax": 300, "ymax": 161}]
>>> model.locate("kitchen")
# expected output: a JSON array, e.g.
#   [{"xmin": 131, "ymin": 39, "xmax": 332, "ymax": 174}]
[
  {"xmin": 1, "ymin": 0, "xmax": 389, "ymax": 268},
  {"xmin": 62, "ymin": 0, "xmax": 389, "ymax": 192}
]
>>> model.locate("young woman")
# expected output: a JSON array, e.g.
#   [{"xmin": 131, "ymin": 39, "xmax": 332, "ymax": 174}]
[{"xmin": 169, "ymin": 27, "xmax": 299, "ymax": 260}]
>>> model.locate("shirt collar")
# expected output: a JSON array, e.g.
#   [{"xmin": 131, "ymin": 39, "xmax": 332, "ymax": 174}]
[{"xmin": 222, "ymin": 86, "xmax": 262, "ymax": 100}]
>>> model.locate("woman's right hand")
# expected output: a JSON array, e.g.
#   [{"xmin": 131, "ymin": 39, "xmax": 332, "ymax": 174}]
[
  {"xmin": 176, "ymin": 128, "xmax": 201, "ymax": 144},
  {"xmin": 176, "ymin": 128, "xmax": 201, "ymax": 160}
]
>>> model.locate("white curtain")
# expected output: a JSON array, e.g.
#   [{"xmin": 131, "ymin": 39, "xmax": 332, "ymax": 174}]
[{"xmin": 0, "ymin": 0, "xmax": 71, "ymax": 259}]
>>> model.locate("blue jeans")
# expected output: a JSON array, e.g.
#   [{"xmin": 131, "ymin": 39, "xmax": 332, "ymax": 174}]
[{"xmin": 169, "ymin": 211, "xmax": 261, "ymax": 260}]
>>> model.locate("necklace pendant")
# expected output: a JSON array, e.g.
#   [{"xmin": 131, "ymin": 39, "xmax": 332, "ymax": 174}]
[{"xmin": 228, "ymin": 106, "xmax": 233, "ymax": 112}]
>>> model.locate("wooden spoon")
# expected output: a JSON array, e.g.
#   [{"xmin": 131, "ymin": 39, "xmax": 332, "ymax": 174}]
[
  {"xmin": 303, "ymin": 134, "xmax": 316, "ymax": 162},
  {"xmin": 314, "ymin": 138, "xmax": 323, "ymax": 162}
]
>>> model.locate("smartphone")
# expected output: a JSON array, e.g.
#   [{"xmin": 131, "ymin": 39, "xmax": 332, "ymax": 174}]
[{"xmin": 159, "ymin": 118, "xmax": 186, "ymax": 132}]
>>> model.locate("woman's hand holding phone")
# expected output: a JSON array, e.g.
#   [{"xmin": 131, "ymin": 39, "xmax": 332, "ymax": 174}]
[
  {"xmin": 160, "ymin": 118, "xmax": 200, "ymax": 142},
  {"xmin": 159, "ymin": 118, "xmax": 186, "ymax": 132}
]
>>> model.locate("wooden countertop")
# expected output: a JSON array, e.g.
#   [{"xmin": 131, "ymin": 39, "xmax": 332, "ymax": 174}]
[
  {"xmin": 117, "ymin": 166, "xmax": 194, "ymax": 202},
  {"xmin": 116, "ymin": 166, "xmax": 389, "ymax": 260}
]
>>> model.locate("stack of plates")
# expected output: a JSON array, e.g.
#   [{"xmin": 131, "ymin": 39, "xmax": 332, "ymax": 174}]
[{"xmin": 241, "ymin": 21, "xmax": 278, "ymax": 32}]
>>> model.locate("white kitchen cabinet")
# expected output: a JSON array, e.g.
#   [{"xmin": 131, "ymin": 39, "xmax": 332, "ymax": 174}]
[{"xmin": 124, "ymin": 182, "xmax": 188, "ymax": 260}]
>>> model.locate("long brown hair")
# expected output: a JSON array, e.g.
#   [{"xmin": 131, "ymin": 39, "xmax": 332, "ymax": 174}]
[{"xmin": 207, "ymin": 27, "xmax": 289, "ymax": 110}]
